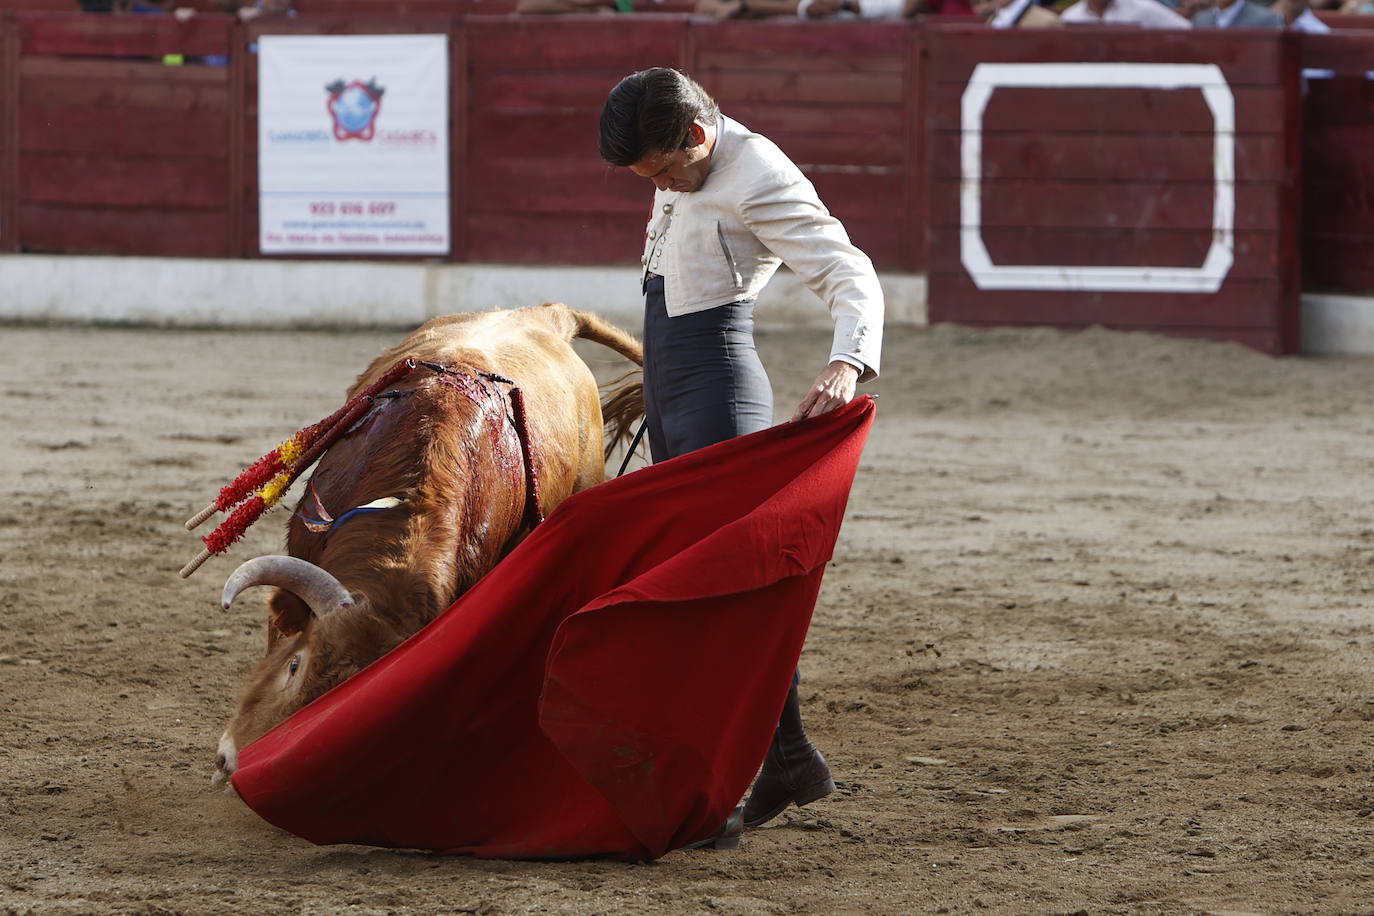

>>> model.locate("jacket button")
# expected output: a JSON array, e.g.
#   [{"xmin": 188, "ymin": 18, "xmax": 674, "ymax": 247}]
[
  {"xmin": 648, "ymin": 231, "xmax": 657, "ymax": 240},
  {"xmin": 662, "ymin": 204, "xmax": 673, "ymax": 214}
]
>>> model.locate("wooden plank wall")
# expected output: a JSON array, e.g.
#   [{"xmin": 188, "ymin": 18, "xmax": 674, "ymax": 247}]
[
  {"xmin": 462, "ymin": 16, "xmax": 684, "ymax": 264},
  {"xmin": 924, "ymin": 26, "xmax": 1302, "ymax": 355},
  {"xmin": 1313, "ymin": 11, "xmax": 1374, "ymax": 29},
  {"xmin": 1, "ymin": 14, "xmax": 16, "ymax": 252},
  {"xmin": 690, "ymin": 19, "xmax": 914, "ymax": 270},
  {"xmin": 14, "ymin": 11, "xmax": 235, "ymax": 255},
  {"xmin": 1299, "ymin": 31, "xmax": 1374, "ymax": 293},
  {"xmin": 0, "ymin": 0, "xmax": 80, "ymax": 12},
  {"xmin": 457, "ymin": 18, "xmax": 915, "ymax": 267},
  {"xmin": 11, "ymin": 12, "xmax": 1374, "ymax": 323}
]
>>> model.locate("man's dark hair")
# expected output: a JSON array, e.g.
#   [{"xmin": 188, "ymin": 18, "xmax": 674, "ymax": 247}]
[{"xmin": 599, "ymin": 68, "xmax": 720, "ymax": 167}]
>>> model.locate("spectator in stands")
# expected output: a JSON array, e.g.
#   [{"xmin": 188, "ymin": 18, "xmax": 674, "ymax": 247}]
[
  {"xmin": 1191, "ymin": 0, "xmax": 1283, "ymax": 26},
  {"xmin": 1277, "ymin": 0, "xmax": 1336, "ymax": 83},
  {"xmin": 791, "ymin": 0, "xmax": 972, "ymax": 16},
  {"xmin": 927, "ymin": 0, "xmax": 976, "ymax": 13},
  {"xmin": 516, "ymin": 0, "xmax": 622, "ymax": 13},
  {"xmin": 1276, "ymin": 0, "xmax": 1330, "ymax": 27},
  {"xmin": 976, "ymin": 0, "xmax": 1062, "ymax": 26},
  {"xmin": 235, "ymin": 0, "xmax": 294, "ymax": 19},
  {"xmin": 81, "ymin": 0, "xmax": 197, "ymax": 17},
  {"xmin": 795, "ymin": 0, "xmax": 913, "ymax": 17},
  {"xmin": 691, "ymin": 0, "xmax": 972, "ymax": 17},
  {"xmin": 1060, "ymin": 0, "xmax": 1191, "ymax": 26}
]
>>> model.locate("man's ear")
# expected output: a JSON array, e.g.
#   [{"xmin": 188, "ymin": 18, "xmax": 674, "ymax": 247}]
[{"xmin": 686, "ymin": 122, "xmax": 707, "ymax": 148}]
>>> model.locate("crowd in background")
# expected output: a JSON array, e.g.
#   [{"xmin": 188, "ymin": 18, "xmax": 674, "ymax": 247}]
[
  {"xmin": 75, "ymin": 0, "xmax": 292, "ymax": 19},
  {"xmin": 512, "ymin": 0, "xmax": 1366, "ymax": 28},
  {"xmin": 68, "ymin": 0, "xmax": 1370, "ymax": 32}
]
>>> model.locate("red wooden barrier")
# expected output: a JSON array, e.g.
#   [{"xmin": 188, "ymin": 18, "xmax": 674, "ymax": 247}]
[
  {"xmin": 14, "ymin": 11, "xmax": 236, "ymax": 256},
  {"xmin": 456, "ymin": 17, "xmax": 917, "ymax": 268},
  {"xmin": 690, "ymin": 19, "xmax": 915, "ymax": 270},
  {"xmin": 1, "ymin": 14, "xmax": 15, "ymax": 253},
  {"xmin": 7, "ymin": 10, "xmax": 1374, "ymax": 324},
  {"xmin": 1313, "ymin": 11, "xmax": 1374, "ymax": 29},
  {"xmin": 461, "ymin": 15, "xmax": 684, "ymax": 265},
  {"xmin": 1299, "ymin": 31, "xmax": 1374, "ymax": 294},
  {"xmin": 0, "ymin": 0, "xmax": 77, "ymax": 11},
  {"xmin": 924, "ymin": 25, "xmax": 1302, "ymax": 355}
]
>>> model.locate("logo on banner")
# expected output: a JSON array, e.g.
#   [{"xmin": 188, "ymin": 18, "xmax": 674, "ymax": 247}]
[{"xmin": 325, "ymin": 78, "xmax": 385, "ymax": 142}]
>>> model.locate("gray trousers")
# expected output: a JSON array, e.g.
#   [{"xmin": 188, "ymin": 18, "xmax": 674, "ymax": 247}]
[{"xmin": 642, "ymin": 274, "xmax": 773, "ymax": 463}]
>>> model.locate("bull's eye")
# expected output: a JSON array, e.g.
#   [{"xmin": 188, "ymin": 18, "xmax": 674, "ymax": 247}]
[{"xmin": 287, "ymin": 654, "xmax": 301, "ymax": 677}]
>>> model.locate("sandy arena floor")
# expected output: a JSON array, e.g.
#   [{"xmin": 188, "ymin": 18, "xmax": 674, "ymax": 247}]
[{"xmin": 3, "ymin": 319, "xmax": 1374, "ymax": 915}]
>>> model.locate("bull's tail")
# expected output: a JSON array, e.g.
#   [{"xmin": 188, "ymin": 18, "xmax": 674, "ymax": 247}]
[
  {"xmin": 599, "ymin": 374, "xmax": 644, "ymax": 460},
  {"xmin": 572, "ymin": 309, "xmax": 644, "ymax": 459},
  {"xmin": 538, "ymin": 302, "xmax": 645, "ymax": 460},
  {"xmin": 569, "ymin": 308, "xmax": 643, "ymax": 367}
]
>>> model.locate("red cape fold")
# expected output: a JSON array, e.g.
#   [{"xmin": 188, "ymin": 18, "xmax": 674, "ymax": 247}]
[{"xmin": 231, "ymin": 395, "xmax": 876, "ymax": 860}]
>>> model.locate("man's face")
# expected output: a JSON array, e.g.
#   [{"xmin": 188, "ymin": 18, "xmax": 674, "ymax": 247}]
[{"xmin": 629, "ymin": 125, "xmax": 713, "ymax": 194}]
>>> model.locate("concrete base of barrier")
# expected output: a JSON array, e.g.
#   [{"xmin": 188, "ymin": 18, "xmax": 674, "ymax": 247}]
[
  {"xmin": 0, "ymin": 255, "xmax": 928, "ymax": 333},
  {"xmin": 5, "ymin": 255, "xmax": 1372, "ymax": 357},
  {"xmin": 1301, "ymin": 294, "xmax": 1374, "ymax": 356}
]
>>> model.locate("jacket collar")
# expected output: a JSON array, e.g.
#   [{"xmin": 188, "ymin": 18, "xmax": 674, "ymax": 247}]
[{"xmin": 698, "ymin": 114, "xmax": 738, "ymax": 192}]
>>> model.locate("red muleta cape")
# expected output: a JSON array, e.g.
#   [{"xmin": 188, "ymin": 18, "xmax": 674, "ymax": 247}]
[{"xmin": 231, "ymin": 395, "xmax": 876, "ymax": 860}]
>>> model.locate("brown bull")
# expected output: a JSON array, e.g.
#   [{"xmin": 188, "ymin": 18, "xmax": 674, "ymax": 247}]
[{"xmin": 213, "ymin": 303, "xmax": 642, "ymax": 783}]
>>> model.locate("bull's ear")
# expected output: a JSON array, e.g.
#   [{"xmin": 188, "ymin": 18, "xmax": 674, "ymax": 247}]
[{"xmin": 267, "ymin": 589, "xmax": 312, "ymax": 650}]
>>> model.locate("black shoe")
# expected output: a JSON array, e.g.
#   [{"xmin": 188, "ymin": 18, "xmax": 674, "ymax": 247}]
[
  {"xmin": 682, "ymin": 804, "xmax": 745, "ymax": 850},
  {"xmin": 741, "ymin": 673, "xmax": 835, "ymax": 828},
  {"xmin": 741, "ymin": 743, "xmax": 835, "ymax": 828}
]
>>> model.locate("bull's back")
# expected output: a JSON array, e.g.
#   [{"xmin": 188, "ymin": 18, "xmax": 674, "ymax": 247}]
[
  {"xmin": 348, "ymin": 305, "xmax": 608, "ymax": 504},
  {"xmin": 349, "ymin": 306, "xmax": 588, "ymax": 397}
]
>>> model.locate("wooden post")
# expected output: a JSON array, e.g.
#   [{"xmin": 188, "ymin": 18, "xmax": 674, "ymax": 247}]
[
  {"xmin": 1278, "ymin": 29, "xmax": 1303, "ymax": 354},
  {"xmin": 228, "ymin": 16, "xmax": 246, "ymax": 258},
  {"xmin": 450, "ymin": 15, "xmax": 466, "ymax": 263},
  {"xmin": 1, "ymin": 11, "xmax": 18, "ymax": 253},
  {"xmin": 904, "ymin": 22, "xmax": 923, "ymax": 273}
]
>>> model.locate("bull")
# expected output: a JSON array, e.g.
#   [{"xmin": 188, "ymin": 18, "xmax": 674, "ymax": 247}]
[{"xmin": 212, "ymin": 304, "xmax": 642, "ymax": 784}]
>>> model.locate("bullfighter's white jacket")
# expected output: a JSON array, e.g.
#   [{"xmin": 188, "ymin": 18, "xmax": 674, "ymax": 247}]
[{"xmin": 640, "ymin": 115, "xmax": 884, "ymax": 380}]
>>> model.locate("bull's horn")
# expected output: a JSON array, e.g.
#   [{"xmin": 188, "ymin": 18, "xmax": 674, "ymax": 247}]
[{"xmin": 221, "ymin": 556, "xmax": 354, "ymax": 617}]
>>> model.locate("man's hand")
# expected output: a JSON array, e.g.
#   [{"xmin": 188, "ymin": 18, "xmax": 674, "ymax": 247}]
[{"xmin": 792, "ymin": 360, "xmax": 860, "ymax": 422}]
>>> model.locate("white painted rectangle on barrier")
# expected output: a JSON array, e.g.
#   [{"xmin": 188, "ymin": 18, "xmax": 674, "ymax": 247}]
[
  {"xmin": 960, "ymin": 62, "xmax": 1234, "ymax": 294},
  {"xmin": 258, "ymin": 34, "xmax": 450, "ymax": 256}
]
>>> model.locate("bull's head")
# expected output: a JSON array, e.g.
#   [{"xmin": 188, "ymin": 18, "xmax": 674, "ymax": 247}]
[{"xmin": 212, "ymin": 555, "xmax": 377, "ymax": 788}]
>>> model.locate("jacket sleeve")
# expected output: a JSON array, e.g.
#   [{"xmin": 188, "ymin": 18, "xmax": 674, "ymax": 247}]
[{"xmin": 738, "ymin": 168, "xmax": 885, "ymax": 381}]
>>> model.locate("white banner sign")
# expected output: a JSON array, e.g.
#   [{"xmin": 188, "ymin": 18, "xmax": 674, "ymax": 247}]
[{"xmin": 258, "ymin": 34, "xmax": 450, "ymax": 255}]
